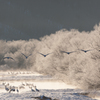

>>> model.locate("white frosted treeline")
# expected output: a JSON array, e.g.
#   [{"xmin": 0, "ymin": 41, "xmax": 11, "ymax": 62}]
[{"xmin": 0, "ymin": 24, "xmax": 100, "ymax": 90}]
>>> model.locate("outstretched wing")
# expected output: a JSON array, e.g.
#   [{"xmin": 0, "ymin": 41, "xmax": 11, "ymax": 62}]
[
  {"xmin": 61, "ymin": 51, "xmax": 75, "ymax": 54},
  {"xmin": 3, "ymin": 57, "xmax": 10, "ymax": 59},
  {"xmin": 86, "ymin": 50, "xmax": 91, "ymax": 52},
  {"xmin": 80, "ymin": 49, "xmax": 92, "ymax": 52},
  {"xmin": 3, "ymin": 57, "xmax": 7, "ymax": 59},
  {"xmin": 81, "ymin": 49, "xmax": 88, "ymax": 52},
  {"xmin": 27, "ymin": 54, "xmax": 32, "ymax": 57},
  {"xmin": 21, "ymin": 53, "xmax": 27, "ymax": 58},
  {"xmin": 60, "ymin": 51, "xmax": 66, "ymax": 53},
  {"xmin": 38, "ymin": 52, "xmax": 45, "ymax": 56},
  {"xmin": 9, "ymin": 57, "xmax": 15, "ymax": 61}
]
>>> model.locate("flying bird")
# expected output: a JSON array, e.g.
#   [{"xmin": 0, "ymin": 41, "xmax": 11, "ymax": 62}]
[
  {"xmin": 21, "ymin": 53, "xmax": 32, "ymax": 59},
  {"xmin": 60, "ymin": 51, "xmax": 76, "ymax": 55},
  {"xmin": 79, "ymin": 49, "xmax": 93, "ymax": 53},
  {"xmin": 3, "ymin": 57, "xmax": 15, "ymax": 61},
  {"xmin": 38, "ymin": 52, "xmax": 52, "ymax": 57}
]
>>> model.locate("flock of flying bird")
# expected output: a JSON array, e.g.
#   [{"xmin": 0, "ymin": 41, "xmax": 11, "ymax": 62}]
[
  {"xmin": 2, "ymin": 52, "xmax": 53, "ymax": 61},
  {"xmin": 60, "ymin": 49, "xmax": 94, "ymax": 54},
  {"xmin": 2, "ymin": 48, "xmax": 96, "ymax": 61}
]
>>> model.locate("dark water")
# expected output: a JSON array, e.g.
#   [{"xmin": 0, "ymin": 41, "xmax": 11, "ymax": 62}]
[{"xmin": 0, "ymin": 0, "xmax": 100, "ymax": 40}]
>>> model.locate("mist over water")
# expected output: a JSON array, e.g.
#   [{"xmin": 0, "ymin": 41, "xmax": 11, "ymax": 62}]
[{"xmin": 1, "ymin": 24, "xmax": 100, "ymax": 90}]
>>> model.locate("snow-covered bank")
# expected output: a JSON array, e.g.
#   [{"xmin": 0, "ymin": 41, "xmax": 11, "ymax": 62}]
[{"xmin": 0, "ymin": 71, "xmax": 99, "ymax": 100}]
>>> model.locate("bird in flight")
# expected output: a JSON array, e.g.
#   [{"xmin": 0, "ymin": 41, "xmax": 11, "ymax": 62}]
[
  {"xmin": 3, "ymin": 57, "xmax": 15, "ymax": 61},
  {"xmin": 21, "ymin": 53, "xmax": 32, "ymax": 59},
  {"xmin": 60, "ymin": 51, "xmax": 76, "ymax": 55},
  {"xmin": 79, "ymin": 49, "xmax": 93, "ymax": 53},
  {"xmin": 38, "ymin": 52, "xmax": 52, "ymax": 57}
]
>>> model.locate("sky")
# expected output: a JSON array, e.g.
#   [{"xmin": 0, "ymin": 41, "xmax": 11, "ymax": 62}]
[{"xmin": 0, "ymin": 0, "xmax": 100, "ymax": 40}]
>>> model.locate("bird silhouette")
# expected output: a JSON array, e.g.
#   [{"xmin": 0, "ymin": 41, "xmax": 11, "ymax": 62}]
[
  {"xmin": 21, "ymin": 82, "xmax": 25, "ymax": 86},
  {"xmin": 16, "ymin": 87, "xmax": 19, "ymax": 93},
  {"xmin": 38, "ymin": 52, "xmax": 52, "ymax": 57},
  {"xmin": 79, "ymin": 49, "xmax": 93, "ymax": 53},
  {"xmin": 9, "ymin": 86, "xmax": 15, "ymax": 93},
  {"xmin": 60, "ymin": 51, "xmax": 76, "ymax": 55},
  {"xmin": 34, "ymin": 86, "xmax": 39, "ymax": 92},
  {"xmin": 3, "ymin": 57, "xmax": 15, "ymax": 61},
  {"xmin": 30, "ymin": 87, "xmax": 35, "ymax": 92},
  {"xmin": 5, "ymin": 85, "xmax": 10, "ymax": 91},
  {"xmin": 21, "ymin": 53, "xmax": 32, "ymax": 59}
]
